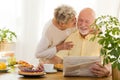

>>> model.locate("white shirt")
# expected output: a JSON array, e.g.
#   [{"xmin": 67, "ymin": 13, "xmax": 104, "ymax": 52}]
[{"xmin": 35, "ymin": 20, "xmax": 76, "ymax": 59}]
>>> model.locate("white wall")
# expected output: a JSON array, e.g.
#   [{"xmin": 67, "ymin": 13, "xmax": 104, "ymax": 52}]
[
  {"xmin": 0, "ymin": 0, "xmax": 17, "ymax": 31},
  {"xmin": 96, "ymin": 0, "xmax": 120, "ymax": 17}
]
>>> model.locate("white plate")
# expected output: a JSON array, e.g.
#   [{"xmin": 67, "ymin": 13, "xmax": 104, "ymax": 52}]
[{"xmin": 45, "ymin": 69, "xmax": 57, "ymax": 73}]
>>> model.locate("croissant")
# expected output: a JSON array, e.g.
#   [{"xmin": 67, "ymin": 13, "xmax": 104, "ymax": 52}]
[{"xmin": 17, "ymin": 60, "xmax": 33, "ymax": 68}]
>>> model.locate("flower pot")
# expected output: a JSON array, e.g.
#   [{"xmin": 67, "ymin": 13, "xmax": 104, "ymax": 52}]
[
  {"xmin": 112, "ymin": 68, "xmax": 120, "ymax": 80},
  {"xmin": 0, "ymin": 42, "xmax": 15, "ymax": 52}
]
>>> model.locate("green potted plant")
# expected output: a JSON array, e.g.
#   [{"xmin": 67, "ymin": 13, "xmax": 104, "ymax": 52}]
[
  {"xmin": 91, "ymin": 15, "xmax": 120, "ymax": 80},
  {"xmin": 0, "ymin": 28, "xmax": 17, "ymax": 51}
]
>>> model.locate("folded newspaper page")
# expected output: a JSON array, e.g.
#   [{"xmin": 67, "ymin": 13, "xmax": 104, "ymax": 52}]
[{"xmin": 63, "ymin": 56, "xmax": 101, "ymax": 77}]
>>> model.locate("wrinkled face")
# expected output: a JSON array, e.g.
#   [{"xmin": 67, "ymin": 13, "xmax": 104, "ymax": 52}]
[
  {"xmin": 77, "ymin": 13, "xmax": 94, "ymax": 35},
  {"xmin": 60, "ymin": 16, "xmax": 76, "ymax": 30}
]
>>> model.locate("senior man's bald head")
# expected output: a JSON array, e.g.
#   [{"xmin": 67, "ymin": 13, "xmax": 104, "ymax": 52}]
[{"xmin": 78, "ymin": 8, "xmax": 95, "ymax": 23}]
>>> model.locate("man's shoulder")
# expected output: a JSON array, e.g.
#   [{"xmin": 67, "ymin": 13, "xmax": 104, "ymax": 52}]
[
  {"xmin": 65, "ymin": 30, "xmax": 79, "ymax": 41},
  {"xmin": 69, "ymin": 30, "xmax": 79, "ymax": 37}
]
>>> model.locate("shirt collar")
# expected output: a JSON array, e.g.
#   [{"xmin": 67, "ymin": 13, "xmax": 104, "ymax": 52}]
[{"xmin": 77, "ymin": 30, "xmax": 94, "ymax": 40}]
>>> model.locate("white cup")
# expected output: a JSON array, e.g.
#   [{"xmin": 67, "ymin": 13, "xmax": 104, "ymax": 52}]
[{"xmin": 43, "ymin": 64, "xmax": 54, "ymax": 72}]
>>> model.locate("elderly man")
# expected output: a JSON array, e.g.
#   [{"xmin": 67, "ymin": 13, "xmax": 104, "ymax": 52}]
[{"xmin": 56, "ymin": 8, "xmax": 111, "ymax": 77}]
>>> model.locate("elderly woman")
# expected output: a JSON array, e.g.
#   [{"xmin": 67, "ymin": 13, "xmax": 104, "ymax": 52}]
[{"xmin": 35, "ymin": 5, "xmax": 76, "ymax": 64}]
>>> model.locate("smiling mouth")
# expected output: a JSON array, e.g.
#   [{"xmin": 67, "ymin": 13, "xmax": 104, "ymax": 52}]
[{"xmin": 81, "ymin": 28, "xmax": 88, "ymax": 30}]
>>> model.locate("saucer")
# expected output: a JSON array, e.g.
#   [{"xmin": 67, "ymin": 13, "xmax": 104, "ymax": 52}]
[
  {"xmin": 18, "ymin": 71, "xmax": 45, "ymax": 77},
  {"xmin": 0, "ymin": 69, "xmax": 9, "ymax": 73},
  {"xmin": 45, "ymin": 69, "xmax": 57, "ymax": 73}
]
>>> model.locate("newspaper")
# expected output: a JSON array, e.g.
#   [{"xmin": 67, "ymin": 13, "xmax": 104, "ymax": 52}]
[{"xmin": 63, "ymin": 56, "xmax": 101, "ymax": 77}]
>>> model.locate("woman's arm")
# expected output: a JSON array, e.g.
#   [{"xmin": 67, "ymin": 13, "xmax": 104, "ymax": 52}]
[{"xmin": 35, "ymin": 36, "xmax": 57, "ymax": 59}]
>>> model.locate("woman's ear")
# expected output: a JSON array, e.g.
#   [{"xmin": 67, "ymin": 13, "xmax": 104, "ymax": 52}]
[{"xmin": 59, "ymin": 22, "xmax": 65, "ymax": 27}]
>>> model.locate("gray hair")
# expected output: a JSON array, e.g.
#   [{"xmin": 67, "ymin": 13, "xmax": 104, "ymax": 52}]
[{"xmin": 54, "ymin": 5, "xmax": 76, "ymax": 24}]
